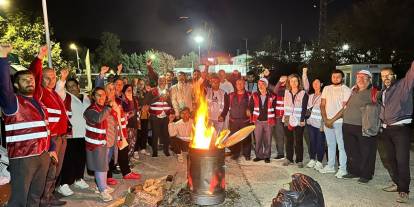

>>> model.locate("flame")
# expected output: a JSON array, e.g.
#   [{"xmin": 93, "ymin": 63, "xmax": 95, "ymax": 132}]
[{"xmin": 190, "ymin": 84, "xmax": 215, "ymax": 149}]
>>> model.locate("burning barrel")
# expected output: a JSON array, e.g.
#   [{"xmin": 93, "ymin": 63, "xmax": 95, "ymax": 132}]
[{"xmin": 187, "ymin": 147, "xmax": 225, "ymax": 205}]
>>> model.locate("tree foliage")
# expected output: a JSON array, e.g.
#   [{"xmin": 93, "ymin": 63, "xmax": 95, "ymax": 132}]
[
  {"xmin": 95, "ymin": 32, "xmax": 122, "ymax": 68},
  {"xmin": 175, "ymin": 51, "xmax": 198, "ymax": 68},
  {"xmin": 0, "ymin": 12, "xmax": 68, "ymax": 68}
]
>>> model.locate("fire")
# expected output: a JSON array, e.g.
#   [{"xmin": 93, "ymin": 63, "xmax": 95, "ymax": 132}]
[{"xmin": 190, "ymin": 93, "xmax": 215, "ymax": 149}]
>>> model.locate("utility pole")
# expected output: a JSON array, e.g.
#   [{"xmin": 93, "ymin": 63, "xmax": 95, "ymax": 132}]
[
  {"xmin": 279, "ymin": 24, "xmax": 283, "ymax": 60},
  {"xmin": 244, "ymin": 38, "xmax": 248, "ymax": 72}
]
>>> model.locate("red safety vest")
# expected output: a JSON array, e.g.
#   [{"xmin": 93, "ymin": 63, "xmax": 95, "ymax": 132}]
[
  {"xmin": 40, "ymin": 88, "xmax": 68, "ymax": 136},
  {"xmin": 250, "ymin": 92, "xmax": 276, "ymax": 125},
  {"xmin": 63, "ymin": 93, "xmax": 73, "ymax": 137},
  {"xmin": 84, "ymin": 103, "xmax": 107, "ymax": 151},
  {"xmin": 115, "ymin": 99, "xmax": 128, "ymax": 139},
  {"xmin": 3, "ymin": 95, "xmax": 50, "ymax": 159},
  {"xmin": 149, "ymin": 88, "xmax": 172, "ymax": 117}
]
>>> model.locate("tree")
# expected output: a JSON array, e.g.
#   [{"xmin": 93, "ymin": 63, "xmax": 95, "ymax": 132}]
[
  {"xmin": 0, "ymin": 12, "xmax": 68, "ymax": 68},
  {"xmin": 175, "ymin": 51, "xmax": 198, "ymax": 68},
  {"xmin": 95, "ymin": 32, "xmax": 122, "ymax": 68},
  {"xmin": 142, "ymin": 50, "xmax": 176, "ymax": 75}
]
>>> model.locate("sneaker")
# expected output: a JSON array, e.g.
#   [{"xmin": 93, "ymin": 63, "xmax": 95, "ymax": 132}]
[
  {"xmin": 253, "ymin": 158, "xmax": 262, "ymax": 162},
  {"xmin": 282, "ymin": 160, "xmax": 291, "ymax": 166},
  {"xmin": 94, "ymin": 186, "xmax": 115, "ymax": 194},
  {"xmin": 297, "ymin": 162, "xmax": 304, "ymax": 168},
  {"xmin": 264, "ymin": 158, "xmax": 270, "ymax": 163},
  {"xmin": 177, "ymin": 153, "xmax": 184, "ymax": 163},
  {"xmin": 319, "ymin": 166, "xmax": 336, "ymax": 174},
  {"xmin": 335, "ymin": 170, "xmax": 348, "ymax": 179},
  {"xmin": 357, "ymin": 178, "xmax": 370, "ymax": 184},
  {"xmin": 74, "ymin": 179, "xmax": 89, "ymax": 189},
  {"xmin": 306, "ymin": 160, "xmax": 316, "ymax": 168},
  {"xmin": 382, "ymin": 183, "xmax": 398, "ymax": 192},
  {"xmin": 140, "ymin": 149, "xmax": 151, "ymax": 155},
  {"xmin": 57, "ymin": 184, "xmax": 74, "ymax": 196},
  {"xmin": 342, "ymin": 174, "xmax": 359, "ymax": 180},
  {"xmin": 133, "ymin": 151, "xmax": 140, "ymax": 159},
  {"xmin": 107, "ymin": 178, "xmax": 118, "ymax": 185},
  {"xmin": 274, "ymin": 155, "xmax": 285, "ymax": 160},
  {"xmin": 123, "ymin": 172, "xmax": 141, "ymax": 180},
  {"xmin": 396, "ymin": 192, "xmax": 409, "ymax": 203},
  {"xmin": 313, "ymin": 161, "xmax": 323, "ymax": 171},
  {"xmin": 100, "ymin": 191, "xmax": 113, "ymax": 202}
]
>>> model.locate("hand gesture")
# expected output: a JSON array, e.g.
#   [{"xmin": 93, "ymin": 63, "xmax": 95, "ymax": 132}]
[
  {"xmin": 100, "ymin": 66, "xmax": 110, "ymax": 75},
  {"xmin": 117, "ymin": 64, "xmax": 123, "ymax": 74},
  {"xmin": 325, "ymin": 119, "xmax": 334, "ymax": 129},
  {"xmin": 302, "ymin": 67, "xmax": 308, "ymax": 74},
  {"xmin": 146, "ymin": 59, "xmax": 152, "ymax": 66},
  {"xmin": 37, "ymin": 45, "xmax": 48, "ymax": 60},
  {"xmin": 0, "ymin": 44, "xmax": 12, "ymax": 58},
  {"xmin": 279, "ymin": 76, "xmax": 287, "ymax": 83},
  {"xmin": 60, "ymin": 68, "xmax": 69, "ymax": 81}
]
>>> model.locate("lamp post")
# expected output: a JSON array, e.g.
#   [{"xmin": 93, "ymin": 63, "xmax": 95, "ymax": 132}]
[
  {"xmin": 194, "ymin": 35, "xmax": 204, "ymax": 64},
  {"xmin": 70, "ymin": 43, "xmax": 80, "ymax": 73},
  {"xmin": 42, "ymin": 0, "xmax": 53, "ymax": 68}
]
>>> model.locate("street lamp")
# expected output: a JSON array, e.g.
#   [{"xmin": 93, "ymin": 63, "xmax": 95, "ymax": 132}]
[
  {"xmin": 194, "ymin": 35, "xmax": 204, "ymax": 63},
  {"xmin": 342, "ymin": 44, "xmax": 350, "ymax": 51},
  {"xmin": 70, "ymin": 43, "xmax": 80, "ymax": 73},
  {"xmin": 0, "ymin": 0, "xmax": 9, "ymax": 8}
]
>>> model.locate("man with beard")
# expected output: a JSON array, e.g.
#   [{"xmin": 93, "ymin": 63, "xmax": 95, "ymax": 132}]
[
  {"xmin": 320, "ymin": 70, "xmax": 351, "ymax": 179},
  {"xmin": 206, "ymin": 74, "xmax": 229, "ymax": 134},
  {"xmin": 378, "ymin": 63, "xmax": 414, "ymax": 203},
  {"xmin": 29, "ymin": 46, "xmax": 69, "ymax": 207},
  {"xmin": 170, "ymin": 72, "xmax": 193, "ymax": 118},
  {"xmin": 0, "ymin": 45, "xmax": 55, "ymax": 206}
]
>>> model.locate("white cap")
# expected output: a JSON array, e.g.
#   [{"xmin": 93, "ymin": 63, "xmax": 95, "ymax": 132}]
[
  {"xmin": 357, "ymin": 70, "xmax": 372, "ymax": 78},
  {"xmin": 259, "ymin": 78, "xmax": 269, "ymax": 86}
]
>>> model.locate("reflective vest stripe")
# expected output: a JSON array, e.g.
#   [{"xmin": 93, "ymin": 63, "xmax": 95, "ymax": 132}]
[
  {"xmin": 6, "ymin": 131, "xmax": 48, "ymax": 143},
  {"xmin": 276, "ymin": 101, "xmax": 284, "ymax": 104},
  {"xmin": 85, "ymin": 137, "xmax": 106, "ymax": 145},
  {"xmin": 48, "ymin": 117, "xmax": 60, "ymax": 123},
  {"xmin": 5, "ymin": 121, "xmax": 47, "ymax": 131},
  {"xmin": 46, "ymin": 108, "xmax": 61, "ymax": 115},
  {"xmin": 86, "ymin": 125, "xmax": 106, "ymax": 134}
]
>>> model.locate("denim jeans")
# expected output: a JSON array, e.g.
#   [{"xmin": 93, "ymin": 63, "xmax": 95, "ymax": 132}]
[{"xmin": 323, "ymin": 122, "xmax": 347, "ymax": 171}]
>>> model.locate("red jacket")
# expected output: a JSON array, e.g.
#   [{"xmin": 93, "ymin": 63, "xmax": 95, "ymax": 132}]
[
  {"xmin": 84, "ymin": 103, "xmax": 107, "ymax": 151},
  {"xmin": 63, "ymin": 93, "xmax": 73, "ymax": 137},
  {"xmin": 29, "ymin": 58, "xmax": 68, "ymax": 137},
  {"xmin": 3, "ymin": 95, "xmax": 50, "ymax": 159}
]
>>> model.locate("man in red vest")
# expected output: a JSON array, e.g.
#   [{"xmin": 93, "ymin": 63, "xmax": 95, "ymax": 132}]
[
  {"xmin": 29, "ymin": 46, "xmax": 68, "ymax": 206},
  {"xmin": 0, "ymin": 45, "xmax": 55, "ymax": 206}
]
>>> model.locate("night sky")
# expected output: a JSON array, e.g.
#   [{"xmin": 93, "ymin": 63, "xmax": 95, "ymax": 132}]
[{"xmin": 15, "ymin": 0, "xmax": 352, "ymax": 56}]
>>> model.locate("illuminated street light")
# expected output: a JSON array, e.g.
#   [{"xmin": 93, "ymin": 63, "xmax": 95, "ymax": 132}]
[
  {"xmin": 342, "ymin": 44, "xmax": 350, "ymax": 51},
  {"xmin": 0, "ymin": 0, "xmax": 10, "ymax": 8},
  {"xmin": 194, "ymin": 35, "xmax": 204, "ymax": 63},
  {"xmin": 69, "ymin": 43, "xmax": 80, "ymax": 73},
  {"xmin": 150, "ymin": 54, "xmax": 156, "ymax": 60}
]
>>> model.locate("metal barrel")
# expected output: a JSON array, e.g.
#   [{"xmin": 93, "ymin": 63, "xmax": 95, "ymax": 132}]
[{"xmin": 187, "ymin": 147, "xmax": 226, "ymax": 205}]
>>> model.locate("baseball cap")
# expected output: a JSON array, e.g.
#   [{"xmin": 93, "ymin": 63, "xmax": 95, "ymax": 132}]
[{"xmin": 357, "ymin": 70, "xmax": 372, "ymax": 78}]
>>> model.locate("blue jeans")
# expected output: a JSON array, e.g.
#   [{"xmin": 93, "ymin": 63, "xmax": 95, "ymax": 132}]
[
  {"xmin": 307, "ymin": 125, "xmax": 325, "ymax": 162},
  {"xmin": 95, "ymin": 146, "xmax": 114, "ymax": 192},
  {"xmin": 323, "ymin": 122, "xmax": 347, "ymax": 171}
]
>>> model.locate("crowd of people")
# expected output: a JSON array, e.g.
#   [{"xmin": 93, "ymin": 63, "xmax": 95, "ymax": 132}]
[{"xmin": 0, "ymin": 44, "xmax": 412, "ymax": 206}]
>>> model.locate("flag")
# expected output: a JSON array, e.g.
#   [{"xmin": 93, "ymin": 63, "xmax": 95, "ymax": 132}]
[{"xmin": 85, "ymin": 49, "xmax": 92, "ymax": 91}]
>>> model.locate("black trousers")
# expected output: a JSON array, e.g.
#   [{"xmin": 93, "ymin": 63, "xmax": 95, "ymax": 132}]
[
  {"xmin": 58, "ymin": 138, "xmax": 86, "ymax": 185},
  {"xmin": 342, "ymin": 124, "xmax": 377, "ymax": 180},
  {"xmin": 8, "ymin": 152, "xmax": 50, "ymax": 207},
  {"xmin": 170, "ymin": 137, "xmax": 189, "ymax": 154},
  {"xmin": 378, "ymin": 125, "xmax": 411, "ymax": 193},
  {"xmin": 108, "ymin": 147, "xmax": 131, "ymax": 177},
  {"xmin": 136, "ymin": 119, "xmax": 149, "ymax": 151},
  {"xmin": 150, "ymin": 116, "xmax": 170, "ymax": 156},
  {"xmin": 284, "ymin": 126, "xmax": 304, "ymax": 163},
  {"xmin": 229, "ymin": 120, "xmax": 251, "ymax": 159}
]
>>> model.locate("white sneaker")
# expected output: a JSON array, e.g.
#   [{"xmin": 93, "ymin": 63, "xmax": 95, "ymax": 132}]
[
  {"xmin": 335, "ymin": 169, "xmax": 348, "ymax": 179},
  {"xmin": 140, "ymin": 149, "xmax": 150, "ymax": 155},
  {"xmin": 133, "ymin": 151, "xmax": 140, "ymax": 159},
  {"xmin": 319, "ymin": 165, "xmax": 336, "ymax": 174},
  {"xmin": 57, "ymin": 184, "xmax": 74, "ymax": 196},
  {"xmin": 313, "ymin": 161, "xmax": 323, "ymax": 171},
  {"xmin": 95, "ymin": 186, "xmax": 115, "ymax": 194},
  {"xmin": 74, "ymin": 179, "xmax": 89, "ymax": 189},
  {"xmin": 100, "ymin": 191, "xmax": 113, "ymax": 202},
  {"xmin": 306, "ymin": 160, "xmax": 316, "ymax": 168}
]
